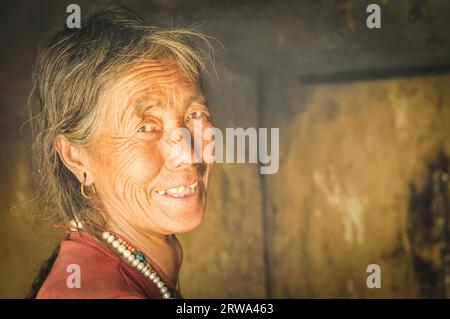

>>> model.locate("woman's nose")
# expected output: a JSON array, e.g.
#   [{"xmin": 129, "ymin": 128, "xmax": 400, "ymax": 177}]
[{"xmin": 162, "ymin": 126, "xmax": 201, "ymax": 170}]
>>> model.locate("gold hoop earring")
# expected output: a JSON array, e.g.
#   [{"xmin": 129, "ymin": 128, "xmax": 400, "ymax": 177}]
[
  {"xmin": 81, "ymin": 172, "xmax": 96, "ymax": 199},
  {"xmin": 81, "ymin": 183, "xmax": 96, "ymax": 199}
]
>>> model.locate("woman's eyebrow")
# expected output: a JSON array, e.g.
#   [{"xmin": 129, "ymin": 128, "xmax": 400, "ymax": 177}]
[
  {"xmin": 123, "ymin": 92, "xmax": 206, "ymax": 120},
  {"xmin": 130, "ymin": 93, "xmax": 162, "ymax": 115},
  {"xmin": 118, "ymin": 102, "xmax": 157, "ymax": 128},
  {"xmin": 134, "ymin": 103, "xmax": 158, "ymax": 114}
]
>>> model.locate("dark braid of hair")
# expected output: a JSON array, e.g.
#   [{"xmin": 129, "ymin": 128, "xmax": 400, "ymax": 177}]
[{"xmin": 26, "ymin": 244, "xmax": 61, "ymax": 299}]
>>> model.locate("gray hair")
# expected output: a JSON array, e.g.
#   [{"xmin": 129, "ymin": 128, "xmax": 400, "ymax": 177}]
[{"xmin": 27, "ymin": 4, "xmax": 215, "ymax": 233}]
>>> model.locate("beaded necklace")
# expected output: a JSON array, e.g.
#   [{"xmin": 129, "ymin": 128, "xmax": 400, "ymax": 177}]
[{"xmin": 101, "ymin": 231, "xmax": 177, "ymax": 299}]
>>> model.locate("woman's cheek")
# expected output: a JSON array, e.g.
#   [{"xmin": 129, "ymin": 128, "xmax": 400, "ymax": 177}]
[{"xmin": 126, "ymin": 142, "xmax": 164, "ymax": 184}]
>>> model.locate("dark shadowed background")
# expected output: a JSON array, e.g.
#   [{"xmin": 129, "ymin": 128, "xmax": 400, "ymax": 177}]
[{"xmin": 1, "ymin": 0, "xmax": 449, "ymax": 298}]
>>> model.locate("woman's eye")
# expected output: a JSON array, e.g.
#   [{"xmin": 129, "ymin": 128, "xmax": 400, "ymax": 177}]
[
  {"xmin": 138, "ymin": 123, "xmax": 158, "ymax": 133},
  {"xmin": 186, "ymin": 110, "xmax": 209, "ymax": 122}
]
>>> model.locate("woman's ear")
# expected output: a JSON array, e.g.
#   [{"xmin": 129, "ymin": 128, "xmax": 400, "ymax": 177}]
[{"xmin": 54, "ymin": 134, "xmax": 92, "ymax": 184}]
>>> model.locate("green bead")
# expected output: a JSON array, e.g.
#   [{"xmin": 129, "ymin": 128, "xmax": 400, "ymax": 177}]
[{"xmin": 135, "ymin": 251, "xmax": 146, "ymax": 262}]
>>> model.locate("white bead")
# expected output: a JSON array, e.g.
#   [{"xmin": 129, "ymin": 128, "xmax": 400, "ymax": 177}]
[
  {"xmin": 162, "ymin": 292, "xmax": 171, "ymax": 299},
  {"xmin": 149, "ymin": 272, "xmax": 157, "ymax": 280},
  {"xmin": 153, "ymin": 276, "xmax": 160, "ymax": 284},
  {"xmin": 141, "ymin": 266, "xmax": 148, "ymax": 274},
  {"xmin": 157, "ymin": 281, "xmax": 164, "ymax": 288},
  {"xmin": 112, "ymin": 240, "xmax": 120, "ymax": 249},
  {"xmin": 144, "ymin": 269, "xmax": 151, "ymax": 277},
  {"xmin": 118, "ymin": 245, "xmax": 126, "ymax": 254},
  {"xmin": 160, "ymin": 287, "xmax": 168, "ymax": 294},
  {"xmin": 107, "ymin": 235, "xmax": 115, "ymax": 244},
  {"xmin": 132, "ymin": 259, "xmax": 140, "ymax": 267},
  {"xmin": 137, "ymin": 262, "xmax": 145, "ymax": 271},
  {"xmin": 127, "ymin": 255, "xmax": 135, "ymax": 263},
  {"xmin": 123, "ymin": 250, "xmax": 131, "ymax": 258},
  {"xmin": 102, "ymin": 232, "xmax": 110, "ymax": 240}
]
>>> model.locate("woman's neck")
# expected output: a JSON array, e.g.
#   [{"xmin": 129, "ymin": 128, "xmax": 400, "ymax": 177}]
[{"xmin": 106, "ymin": 219, "xmax": 183, "ymax": 289}]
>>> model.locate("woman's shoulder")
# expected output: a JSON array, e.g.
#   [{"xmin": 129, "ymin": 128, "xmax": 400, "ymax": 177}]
[{"xmin": 36, "ymin": 231, "xmax": 159, "ymax": 299}]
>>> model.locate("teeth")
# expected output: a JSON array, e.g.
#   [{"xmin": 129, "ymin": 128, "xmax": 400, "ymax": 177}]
[
  {"xmin": 156, "ymin": 181, "xmax": 199, "ymax": 198},
  {"xmin": 190, "ymin": 181, "xmax": 198, "ymax": 189},
  {"xmin": 167, "ymin": 186, "xmax": 181, "ymax": 194}
]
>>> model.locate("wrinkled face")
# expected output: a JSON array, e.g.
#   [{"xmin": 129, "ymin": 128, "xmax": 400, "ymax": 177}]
[{"xmin": 85, "ymin": 59, "xmax": 212, "ymax": 235}]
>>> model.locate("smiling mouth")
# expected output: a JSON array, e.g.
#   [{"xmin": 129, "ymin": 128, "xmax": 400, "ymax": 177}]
[{"xmin": 155, "ymin": 181, "xmax": 199, "ymax": 198}]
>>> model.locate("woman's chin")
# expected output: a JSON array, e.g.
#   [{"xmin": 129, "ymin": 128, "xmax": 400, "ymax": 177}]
[
  {"xmin": 174, "ymin": 213, "xmax": 204, "ymax": 233},
  {"xmin": 156, "ymin": 206, "xmax": 204, "ymax": 234}
]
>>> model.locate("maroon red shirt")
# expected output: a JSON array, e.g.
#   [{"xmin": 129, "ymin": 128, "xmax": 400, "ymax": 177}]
[{"xmin": 37, "ymin": 231, "xmax": 179, "ymax": 299}]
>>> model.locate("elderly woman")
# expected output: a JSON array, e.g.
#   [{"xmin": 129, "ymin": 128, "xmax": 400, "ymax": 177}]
[{"xmin": 27, "ymin": 6, "xmax": 214, "ymax": 299}]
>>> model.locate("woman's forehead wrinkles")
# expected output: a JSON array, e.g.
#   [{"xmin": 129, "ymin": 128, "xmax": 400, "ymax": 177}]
[
  {"xmin": 124, "ymin": 81, "xmax": 194, "ymax": 112},
  {"xmin": 119, "ymin": 60, "xmax": 189, "ymax": 84},
  {"xmin": 104, "ymin": 60, "xmax": 201, "ymax": 131},
  {"xmin": 126, "ymin": 75, "xmax": 191, "ymax": 96},
  {"xmin": 128, "ymin": 59, "xmax": 177, "ymax": 72},
  {"xmin": 115, "ymin": 66, "xmax": 194, "ymax": 105}
]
